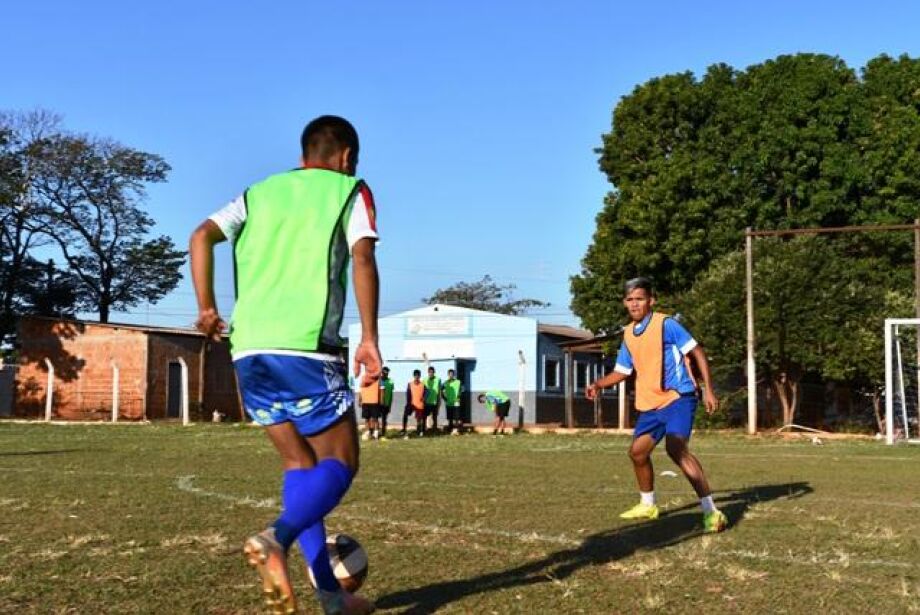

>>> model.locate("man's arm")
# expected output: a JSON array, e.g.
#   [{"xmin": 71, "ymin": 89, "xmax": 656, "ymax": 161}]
[
  {"xmin": 585, "ymin": 370, "xmax": 629, "ymax": 400},
  {"xmin": 352, "ymin": 237, "xmax": 381, "ymax": 386},
  {"xmin": 189, "ymin": 219, "xmax": 227, "ymax": 341},
  {"xmin": 688, "ymin": 345, "xmax": 718, "ymax": 414}
]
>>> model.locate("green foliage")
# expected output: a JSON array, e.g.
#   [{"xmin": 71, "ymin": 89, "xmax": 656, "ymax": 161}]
[
  {"xmin": 573, "ymin": 53, "xmax": 920, "ymax": 334},
  {"xmin": 9, "ymin": 120, "xmax": 185, "ymax": 323},
  {"xmin": 573, "ymin": 53, "xmax": 920, "ymax": 421},
  {"xmin": 423, "ymin": 275, "xmax": 549, "ymax": 315}
]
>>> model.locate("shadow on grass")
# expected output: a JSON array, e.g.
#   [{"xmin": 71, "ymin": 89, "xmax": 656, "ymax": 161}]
[
  {"xmin": 0, "ymin": 448, "xmax": 90, "ymax": 457},
  {"xmin": 375, "ymin": 482, "xmax": 812, "ymax": 614}
]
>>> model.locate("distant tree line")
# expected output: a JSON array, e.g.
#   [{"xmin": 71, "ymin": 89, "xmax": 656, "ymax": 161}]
[
  {"xmin": 0, "ymin": 110, "xmax": 185, "ymax": 347},
  {"xmin": 571, "ymin": 53, "xmax": 920, "ymax": 427}
]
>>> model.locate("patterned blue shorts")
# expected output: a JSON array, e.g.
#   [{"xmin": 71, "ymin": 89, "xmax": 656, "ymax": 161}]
[{"xmin": 234, "ymin": 353, "xmax": 354, "ymax": 436}]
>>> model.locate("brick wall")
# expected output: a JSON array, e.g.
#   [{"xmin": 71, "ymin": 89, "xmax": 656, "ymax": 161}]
[{"xmin": 16, "ymin": 318, "xmax": 148, "ymax": 420}]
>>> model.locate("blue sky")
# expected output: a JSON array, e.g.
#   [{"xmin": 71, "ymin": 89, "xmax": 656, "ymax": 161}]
[{"xmin": 3, "ymin": 1, "xmax": 920, "ymax": 331}]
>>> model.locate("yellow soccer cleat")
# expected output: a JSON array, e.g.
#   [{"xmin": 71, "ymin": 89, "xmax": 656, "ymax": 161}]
[
  {"xmin": 243, "ymin": 529, "xmax": 297, "ymax": 615},
  {"xmin": 619, "ymin": 502, "xmax": 660, "ymax": 520},
  {"xmin": 703, "ymin": 510, "xmax": 728, "ymax": 533}
]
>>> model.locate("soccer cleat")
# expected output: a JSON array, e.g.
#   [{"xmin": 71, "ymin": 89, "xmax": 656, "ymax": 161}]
[
  {"xmin": 243, "ymin": 530, "xmax": 297, "ymax": 615},
  {"xmin": 703, "ymin": 510, "xmax": 728, "ymax": 533},
  {"xmin": 619, "ymin": 502, "xmax": 660, "ymax": 520},
  {"xmin": 317, "ymin": 588, "xmax": 376, "ymax": 615}
]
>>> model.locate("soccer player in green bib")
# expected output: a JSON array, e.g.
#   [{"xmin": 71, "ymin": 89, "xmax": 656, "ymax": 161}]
[
  {"xmin": 423, "ymin": 366, "xmax": 442, "ymax": 433},
  {"xmin": 442, "ymin": 369, "xmax": 463, "ymax": 435},
  {"xmin": 478, "ymin": 390, "xmax": 511, "ymax": 436},
  {"xmin": 190, "ymin": 116, "xmax": 379, "ymax": 614},
  {"xmin": 378, "ymin": 366, "xmax": 395, "ymax": 438}
]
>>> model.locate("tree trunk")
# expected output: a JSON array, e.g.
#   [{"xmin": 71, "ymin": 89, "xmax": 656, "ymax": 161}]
[
  {"xmin": 872, "ymin": 389, "xmax": 884, "ymax": 434},
  {"xmin": 98, "ymin": 301, "xmax": 109, "ymax": 323},
  {"xmin": 771, "ymin": 372, "xmax": 799, "ymax": 426}
]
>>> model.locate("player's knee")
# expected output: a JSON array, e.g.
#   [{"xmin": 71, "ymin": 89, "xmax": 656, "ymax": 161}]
[{"xmin": 628, "ymin": 446, "xmax": 648, "ymax": 464}]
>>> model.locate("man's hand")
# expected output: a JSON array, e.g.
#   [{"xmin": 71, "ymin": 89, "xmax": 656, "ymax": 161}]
[
  {"xmin": 353, "ymin": 339, "xmax": 382, "ymax": 386},
  {"xmin": 702, "ymin": 389, "xmax": 718, "ymax": 414},
  {"xmin": 195, "ymin": 308, "xmax": 226, "ymax": 341},
  {"xmin": 586, "ymin": 383, "xmax": 600, "ymax": 401}
]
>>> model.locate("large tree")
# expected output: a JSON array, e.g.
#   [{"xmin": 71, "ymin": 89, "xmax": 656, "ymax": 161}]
[
  {"xmin": 572, "ymin": 53, "xmax": 872, "ymax": 334},
  {"xmin": 26, "ymin": 133, "xmax": 185, "ymax": 322},
  {"xmin": 423, "ymin": 275, "xmax": 549, "ymax": 315},
  {"xmin": 0, "ymin": 111, "xmax": 60, "ymax": 343},
  {"xmin": 572, "ymin": 53, "xmax": 920, "ymax": 427},
  {"xmin": 680, "ymin": 237, "xmax": 913, "ymax": 426}
]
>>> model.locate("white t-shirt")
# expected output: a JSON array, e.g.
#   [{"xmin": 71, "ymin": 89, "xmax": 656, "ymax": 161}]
[{"xmin": 208, "ymin": 184, "xmax": 378, "ymax": 251}]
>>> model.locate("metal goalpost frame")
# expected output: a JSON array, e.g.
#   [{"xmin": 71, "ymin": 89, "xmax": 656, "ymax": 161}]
[
  {"xmin": 746, "ymin": 220, "xmax": 920, "ymax": 436},
  {"xmin": 885, "ymin": 318, "xmax": 920, "ymax": 445}
]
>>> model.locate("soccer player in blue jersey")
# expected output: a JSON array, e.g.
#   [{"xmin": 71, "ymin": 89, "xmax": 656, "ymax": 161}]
[
  {"xmin": 190, "ymin": 116, "xmax": 379, "ymax": 614},
  {"xmin": 586, "ymin": 277, "xmax": 728, "ymax": 533}
]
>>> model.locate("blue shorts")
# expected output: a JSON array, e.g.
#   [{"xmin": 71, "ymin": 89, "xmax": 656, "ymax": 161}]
[
  {"xmin": 234, "ymin": 353, "xmax": 354, "ymax": 436},
  {"xmin": 633, "ymin": 394, "xmax": 697, "ymax": 443}
]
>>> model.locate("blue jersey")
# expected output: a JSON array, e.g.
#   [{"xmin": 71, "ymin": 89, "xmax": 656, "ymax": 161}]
[{"xmin": 614, "ymin": 314, "xmax": 698, "ymax": 394}]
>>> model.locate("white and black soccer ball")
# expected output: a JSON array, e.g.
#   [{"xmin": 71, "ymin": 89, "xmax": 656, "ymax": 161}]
[{"xmin": 307, "ymin": 533, "xmax": 369, "ymax": 592}]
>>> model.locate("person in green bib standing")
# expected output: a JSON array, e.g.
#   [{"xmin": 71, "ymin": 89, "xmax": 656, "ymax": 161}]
[
  {"xmin": 190, "ymin": 116, "xmax": 378, "ymax": 615},
  {"xmin": 423, "ymin": 366, "xmax": 442, "ymax": 434},
  {"xmin": 478, "ymin": 390, "xmax": 511, "ymax": 436},
  {"xmin": 442, "ymin": 369, "xmax": 464, "ymax": 435},
  {"xmin": 378, "ymin": 366, "xmax": 395, "ymax": 439}
]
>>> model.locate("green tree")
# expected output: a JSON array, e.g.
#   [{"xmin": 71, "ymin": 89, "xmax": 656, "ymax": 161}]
[
  {"xmin": 27, "ymin": 133, "xmax": 185, "ymax": 322},
  {"xmin": 0, "ymin": 111, "xmax": 59, "ymax": 344},
  {"xmin": 423, "ymin": 275, "xmax": 549, "ymax": 315},
  {"xmin": 681, "ymin": 236, "xmax": 912, "ymax": 427},
  {"xmin": 572, "ymin": 54, "xmax": 870, "ymax": 334}
]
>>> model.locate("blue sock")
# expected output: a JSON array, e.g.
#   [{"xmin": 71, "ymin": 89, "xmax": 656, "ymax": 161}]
[
  {"xmin": 271, "ymin": 459, "xmax": 353, "ymax": 551},
  {"xmin": 298, "ymin": 521, "xmax": 340, "ymax": 592}
]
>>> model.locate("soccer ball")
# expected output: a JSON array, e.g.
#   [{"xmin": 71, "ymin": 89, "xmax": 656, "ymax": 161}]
[{"xmin": 306, "ymin": 533, "xmax": 368, "ymax": 592}]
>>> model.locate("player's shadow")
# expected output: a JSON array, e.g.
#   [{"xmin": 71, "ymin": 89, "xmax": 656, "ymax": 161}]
[{"xmin": 375, "ymin": 482, "xmax": 811, "ymax": 614}]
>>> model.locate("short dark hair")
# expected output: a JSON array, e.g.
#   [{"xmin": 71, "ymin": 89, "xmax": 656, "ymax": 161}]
[
  {"xmin": 624, "ymin": 276, "xmax": 654, "ymax": 297},
  {"xmin": 477, "ymin": 393, "xmax": 486, "ymax": 403},
  {"xmin": 382, "ymin": 366, "xmax": 389, "ymax": 373},
  {"xmin": 412, "ymin": 369, "xmax": 421, "ymax": 377},
  {"xmin": 300, "ymin": 115, "xmax": 359, "ymax": 167},
  {"xmin": 428, "ymin": 366, "xmax": 435, "ymax": 372},
  {"xmin": 447, "ymin": 369, "xmax": 455, "ymax": 376}
]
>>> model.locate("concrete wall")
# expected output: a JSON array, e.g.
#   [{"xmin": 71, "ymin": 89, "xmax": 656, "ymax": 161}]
[{"xmin": 350, "ymin": 305, "xmax": 621, "ymax": 425}]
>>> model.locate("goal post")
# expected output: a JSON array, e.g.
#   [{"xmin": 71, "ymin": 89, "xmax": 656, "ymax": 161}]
[{"xmin": 885, "ymin": 318, "xmax": 920, "ymax": 445}]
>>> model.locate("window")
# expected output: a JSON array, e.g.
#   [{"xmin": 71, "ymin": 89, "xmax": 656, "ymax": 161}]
[
  {"xmin": 575, "ymin": 361, "xmax": 588, "ymax": 392},
  {"xmin": 544, "ymin": 357, "xmax": 560, "ymax": 389}
]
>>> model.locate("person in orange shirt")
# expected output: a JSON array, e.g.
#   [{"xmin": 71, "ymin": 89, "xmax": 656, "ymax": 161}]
[
  {"xmin": 586, "ymin": 277, "xmax": 727, "ymax": 533},
  {"xmin": 400, "ymin": 369, "xmax": 426, "ymax": 438}
]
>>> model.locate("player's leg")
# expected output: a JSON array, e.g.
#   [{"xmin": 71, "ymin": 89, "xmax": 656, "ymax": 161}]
[
  {"xmin": 662, "ymin": 396, "xmax": 727, "ymax": 532},
  {"xmin": 401, "ymin": 405, "xmax": 411, "ymax": 435},
  {"xmin": 300, "ymin": 413, "xmax": 375, "ymax": 613},
  {"xmin": 243, "ymin": 421, "xmax": 313, "ymax": 614},
  {"xmin": 431, "ymin": 405, "xmax": 439, "ymax": 431},
  {"xmin": 620, "ymin": 412, "xmax": 663, "ymax": 520},
  {"xmin": 380, "ymin": 406, "xmax": 389, "ymax": 438}
]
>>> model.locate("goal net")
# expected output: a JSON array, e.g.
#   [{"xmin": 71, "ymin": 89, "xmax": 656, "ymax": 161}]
[{"xmin": 885, "ymin": 318, "xmax": 920, "ymax": 445}]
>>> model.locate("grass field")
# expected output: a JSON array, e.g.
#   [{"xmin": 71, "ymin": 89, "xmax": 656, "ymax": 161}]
[{"xmin": 1, "ymin": 423, "xmax": 919, "ymax": 614}]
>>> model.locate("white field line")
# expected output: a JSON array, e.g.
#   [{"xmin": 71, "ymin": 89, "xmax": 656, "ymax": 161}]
[
  {"xmin": 175, "ymin": 475, "xmax": 581, "ymax": 547},
  {"xmin": 6, "ymin": 467, "xmax": 920, "ymax": 511},
  {"xmin": 175, "ymin": 476, "xmax": 910, "ymax": 569},
  {"xmin": 530, "ymin": 446, "xmax": 917, "ymax": 462}
]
